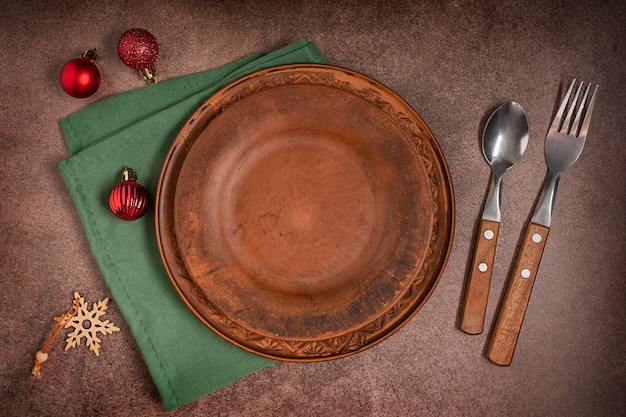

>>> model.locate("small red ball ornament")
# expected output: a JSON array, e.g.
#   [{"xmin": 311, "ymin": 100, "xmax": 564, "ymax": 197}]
[
  {"xmin": 117, "ymin": 28, "xmax": 159, "ymax": 85},
  {"xmin": 59, "ymin": 49, "xmax": 101, "ymax": 98},
  {"xmin": 108, "ymin": 167, "xmax": 150, "ymax": 221}
]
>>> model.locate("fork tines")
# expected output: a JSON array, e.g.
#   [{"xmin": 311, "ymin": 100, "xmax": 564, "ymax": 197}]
[{"xmin": 551, "ymin": 79, "xmax": 599, "ymax": 139}]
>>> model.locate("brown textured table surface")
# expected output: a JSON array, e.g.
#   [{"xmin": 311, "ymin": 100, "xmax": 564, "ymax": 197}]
[{"xmin": 1, "ymin": 1, "xmax": 624, "ymax": 416}]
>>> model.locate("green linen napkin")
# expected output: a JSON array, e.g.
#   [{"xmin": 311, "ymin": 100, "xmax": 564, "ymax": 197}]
[{"xmin": 58, "ymin": 39, "xmax": 327, "ymax": 410}]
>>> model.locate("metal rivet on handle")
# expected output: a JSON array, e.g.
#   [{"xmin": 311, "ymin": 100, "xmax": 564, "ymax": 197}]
[
  {"xmin": 478, "ymin": 263, "xmax": 488, "ymax": 272},
  {"xmin": 521, "ymin": 268, "xmax": 531, "ymax": 279},
  {"xmin": 532, "ymin": 233, "xmax": 542, "ymax": 243},
  {"xmin": 484, "ymin": 229, "xmax": 494, "ymax": 240}
]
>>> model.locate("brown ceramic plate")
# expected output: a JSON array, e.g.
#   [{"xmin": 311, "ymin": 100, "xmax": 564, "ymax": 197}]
[{"xmin": 156, "ymin": 64, "xmax": 454, "ymax": 361}]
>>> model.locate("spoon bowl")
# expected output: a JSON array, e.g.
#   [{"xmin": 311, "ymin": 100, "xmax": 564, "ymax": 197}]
[
  {"xmin": 483, "ymin": 102, "xmax": 529, "ymax": 166},
  {"xmin": 482, "ymin": 102, "xmax": 529, "ymax": 221}
]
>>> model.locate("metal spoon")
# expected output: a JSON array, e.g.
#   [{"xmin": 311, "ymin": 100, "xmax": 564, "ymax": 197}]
[{"xmin": 460, "ymin": 102, "xmax": 529, "ymax": 335}]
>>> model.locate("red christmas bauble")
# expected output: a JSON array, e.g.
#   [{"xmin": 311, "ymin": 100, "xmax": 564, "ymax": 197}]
[
  {"xmin": 117, "ymin": 28, "xmax": 159, "ymax": 84},
  {"xmin": 59, "ymin": 50, "xmax": 101, "ymax": 98},
  {"xmin": 108, "ymin": 167, "xmax": 150, "ymax": 221}
]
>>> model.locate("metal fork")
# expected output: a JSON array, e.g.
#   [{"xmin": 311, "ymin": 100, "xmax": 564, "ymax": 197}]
[{"xmin": 486, "ymin": 80, "xmax": 599, "ymax": 366}]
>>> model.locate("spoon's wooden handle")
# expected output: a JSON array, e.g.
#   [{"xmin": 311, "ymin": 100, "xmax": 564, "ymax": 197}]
[
  {"xmin": 486, "ymin": 222, "xmax": 550, "ymax": 365},
  {"xmin": 460, "ymin": 219, "xmax": 500, "ymax": 334}
]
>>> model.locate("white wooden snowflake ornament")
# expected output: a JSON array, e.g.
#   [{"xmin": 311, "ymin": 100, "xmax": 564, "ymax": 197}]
[{"xmin": 56, "ymin": 292, "xmax": 120, "ymax": 356}]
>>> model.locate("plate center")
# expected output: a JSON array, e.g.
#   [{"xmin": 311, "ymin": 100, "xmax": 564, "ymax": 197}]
[{"xmin": 223, "ymin": 132, "xmax": 382, "ymax": 295}]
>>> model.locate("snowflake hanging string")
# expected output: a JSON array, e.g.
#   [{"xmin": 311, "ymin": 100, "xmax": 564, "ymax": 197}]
[{"xmin": 32, "ymin": 296, "xmax": 80, "ymax": 379}]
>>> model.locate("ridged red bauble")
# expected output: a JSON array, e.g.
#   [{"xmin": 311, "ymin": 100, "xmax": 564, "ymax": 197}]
[
  {"xmin": 59, "ymin": 50, "xmax": 101, "ymax": 98},
  {"xmin": 108, "ymin": 167, "xmax": 150, "ymax": 221}
]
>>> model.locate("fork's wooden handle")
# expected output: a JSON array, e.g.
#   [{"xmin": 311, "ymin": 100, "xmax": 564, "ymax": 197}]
[
  {"xmin": 460, "ymin": 219, "xmax": 500, "ymax": 334},
  {"xmin": 487, "ymin": 222, "xmax": 550, "ymax": 366}
]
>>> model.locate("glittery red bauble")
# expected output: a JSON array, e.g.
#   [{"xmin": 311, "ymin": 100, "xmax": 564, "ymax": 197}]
[
  {"xmin": 59, "ymin": 50, "xmax": 100, "ymax": 98},
  {"xmin": 117, "ymin": 28, "xmax": 159, "ymax": 70},
  {"xmin": 108, "ymin": 167, "xmax": 150, "ymax": 221}
]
